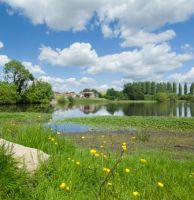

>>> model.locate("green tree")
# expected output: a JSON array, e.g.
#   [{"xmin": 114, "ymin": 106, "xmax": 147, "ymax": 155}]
[
  {"xmin": 172, "ymin": 82, "xmax": 177, "ymax": 93},
  {"xmin": 190, "ymin": 83, "xmax": 194, "ymax": 95},
  {"xmin": 167, "ymin": 82, "xmax": 173, "ymax": 93},
  {"xmin": 0, "ymin": 82, "xmax": 20, "ymax": 104},
  {"xmin": 184, "ymin": 83, "xmax": 187, "ymax": 95},
  {"xmin": 151, "ymin": 82, "xmax": 156, "ymax": 95},
  {"xmin": 4, "ymin": 60, "xmax": 34, "ymax": 94},
  {"xmin": 24, "ymin": 81, "xmax": 53, "ymax": 103},
  {"xmin": 178, "ymin": 83, "xmax": 182, "ymax": 95}
]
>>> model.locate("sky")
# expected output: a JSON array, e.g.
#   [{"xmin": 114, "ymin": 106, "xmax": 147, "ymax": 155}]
[{"xmin": 0, "ymin": 0, "xmax": 194, "ymax": 92}]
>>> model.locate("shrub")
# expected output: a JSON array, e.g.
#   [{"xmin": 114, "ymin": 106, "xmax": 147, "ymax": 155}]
[{"xmin": 154, "ymin": 92, "xmax": 169, "ymax": 102}]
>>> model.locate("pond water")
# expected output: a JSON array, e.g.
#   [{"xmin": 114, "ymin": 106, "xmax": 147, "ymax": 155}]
[
  {"xmin": 0, "ymin": 102, "xmax": 194, "ymax": 118},
  {"xmin": 1, "ymin": 102, "xmax": 193, "ymax": 133}
]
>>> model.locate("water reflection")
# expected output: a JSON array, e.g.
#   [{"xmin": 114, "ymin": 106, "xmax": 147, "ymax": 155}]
[{"xmin": 0, "ymin": 102, "xmax": 194, "ymax": 118}]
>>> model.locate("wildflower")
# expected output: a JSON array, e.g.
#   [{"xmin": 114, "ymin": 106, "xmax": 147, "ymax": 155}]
[
  {"xmin": 94, "ymin": 153, "xmax": 100, "ymax": 157},
  {"xmin": 132, "ymin": 191, "xmax": 140, "ymax": 197},
  {"xmin": 60, "ymin": 182, "xmax": 66, "ymax": 189},
  {"xmin": 103, "ymin": 141, "xmax": 107, "ymax": 144},
  {"xmin": 76, "ymin": 161, "xmax": 80, "ymax": 165},
  {"xmin": 103, "ymin": 167, "xmax": 111, "ymax": 173},
  {"xmin": 157, "ymin": 182, "xmax": 164, "ymax": 188},
  {"xmin": 125, "ymin": 168, "xmax": 130, "ymax": 173},
  {"xmin": 54, "ymin": 142, "xmax": 58, "ymax": 145},
  {"xmin": 101, "ymin": 135, "xmax": 105, "ymax": 138},
  {"xmin": 107, "ymin": 182, "xmax": 112, "ymax": 186},
  {"xmin": 90, "ymin": 149, "xmax": 97, "ymax": 155},
  {"xmin": 68, "ymin": 157, "xmax": 71, "ymax": 161},
  {"xmin": 81, "ymin": 136, "xmax": 85, "ymax": 139},
  {"xmin": 140, "ymin": 158, "xmax": 147, "ymax": 164},
  {"xmin": 51, "ymin": 138, "xmax": 55, "ymax": 142},
  {"xmin": 122, "ymin": 143, "xmax": 127, "ymax": 151},
  {"xmin": 132, "ymin": 136, "xmax": 136, "ymax": 140},
  {"xmin": 57, "ymin": 131, "xmax": 61, "ymax": 135},
  {"xmin": 65, "ymin": 186, "xmax": 70, "ymax": 191},
  {"xmin": 100, "ymin": 145, "xmax": 104, "ymax": 148},
  {"xmin": 48, "ymin": 136, "xmax": 52, "ymax": 140},
  {"xmin": 72, "ymin": 159, "xmax": 75, "ymax": 162},
  {"xmin": 103, "ymin": 155, "xmax": 108, "ymax": 159}
]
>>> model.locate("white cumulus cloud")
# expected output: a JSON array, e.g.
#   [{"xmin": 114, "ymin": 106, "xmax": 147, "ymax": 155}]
[
  {"xmin": 22, "ymin": 61, "xmax": 45, "ymax": 77},
  {"xmin": 2, "ymin": 0, "xmax": 194, "ymax": 47},
  {"xmin": 0, "ymin": 41, "xmax": 4, "ymax": 49}
]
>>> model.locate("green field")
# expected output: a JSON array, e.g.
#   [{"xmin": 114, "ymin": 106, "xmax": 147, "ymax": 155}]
[{"xmin": 0, "ymin": 113, "xmax": 194, "ymax": 199}]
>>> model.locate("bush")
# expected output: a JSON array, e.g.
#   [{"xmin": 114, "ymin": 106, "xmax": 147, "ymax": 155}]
[
  {"xmin": 168, "ymin": 93, "xmax": 178, "ymax": 102},
  {"xmin": 68, "ymin": 96, "xmax": 75, "ymax": 104},
  {"xmin": 154, "ymin": 92, "xmax": 169, "ymax": 102},
  {"xmin": 57, "ymin": 95, "xmax": 67, "ymax": 104},
  {"xmin": 0, "ymin": 82, "xmax": 20, "ymax": 104},
  {"xmin": 24, "ymin": 81, "xmax": 54, "ymax": 104}
]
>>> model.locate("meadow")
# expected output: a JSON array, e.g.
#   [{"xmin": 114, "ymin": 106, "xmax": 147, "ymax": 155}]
[{"xmin": 0, "ymin": 112, "xmax": 194, "ymax": 199}]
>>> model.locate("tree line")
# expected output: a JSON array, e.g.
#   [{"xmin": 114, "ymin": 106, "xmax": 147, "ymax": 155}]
[
  {"xmin": 0, "ymin": 60, "xmax": 54, "ymax": 105},
  {"xmin": 105, "ymin": 82, "xmax": 194, "ymax": 102}
]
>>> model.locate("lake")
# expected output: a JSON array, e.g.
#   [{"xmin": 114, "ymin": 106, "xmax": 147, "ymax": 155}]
[{"xmin": 0, "ymin": 102, "xmax": 194, "ymax": 119}]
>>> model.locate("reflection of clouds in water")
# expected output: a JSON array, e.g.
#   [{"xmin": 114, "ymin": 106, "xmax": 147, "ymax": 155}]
[{"xmin": 52, "ymin": 107, "xmax": 118, "ymax": 119}]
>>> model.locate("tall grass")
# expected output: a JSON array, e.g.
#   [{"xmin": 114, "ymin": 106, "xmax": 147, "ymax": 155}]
[{"xmin": 0, "ymin": 120, "xmax": 194, "ymax": 199}]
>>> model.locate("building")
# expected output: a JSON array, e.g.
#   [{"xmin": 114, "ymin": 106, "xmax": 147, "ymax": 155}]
[{"xmin": 80, "ymin": 91, "xmax": 98, "ymax": 98}]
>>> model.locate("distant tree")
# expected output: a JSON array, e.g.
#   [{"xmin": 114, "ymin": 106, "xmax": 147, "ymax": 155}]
[
  {"xmin": 151, "ymin": 82, "xmax": 156, "ymax": 95},
  {"xmin": 145, "ymin": 82, "xmax": 151, "ymax": 94},
  {"xmin": 184, "ymin": 83, "xmax": 187, "ymax": 95},
  {"xmin": 4, "ymin": 60, "xmax": 34, "ymax": 94},
  {"xmin": 172, "ymin": 82, "xmax": 177, "ymax": 93},
  {"xmin": 178, "ymin": 83, "xmax": 182, "ymax": 95},
  {"xmin": 123, "ymin": 83, "xmax": 144, "ymax": 100},
  {"xmin": 167, "ymin": 82, "xmax": 173, "ymax": 93},
  {"xmin": 190, "ymin": 83, "xmax": 194, "ymax": 95}
]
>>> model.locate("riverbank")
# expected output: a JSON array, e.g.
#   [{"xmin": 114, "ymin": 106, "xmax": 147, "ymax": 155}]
[
  {"xmin": 61, "ymin": 116, "xmax": 194, "ymax": 132},
  {"xmin": 0, "ymin": 112, "xmax": 194, "ymax": 199}
]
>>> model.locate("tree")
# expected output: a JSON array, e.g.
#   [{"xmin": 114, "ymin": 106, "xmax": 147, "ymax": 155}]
[
  {"xmin": 24, "ymin": 81, "xmax": 53, "ymax": 103},
  {"xmin": 178, "ymin": 83, "xmax": 182, "ymax": 95},
  {"xmin": 190, "ymin": 83, "xmax": 194, "ymax": 95},
  {"xmin": 167, "ymin": 82, "xmax": 173, "ymax": 93},
  {"xmin": 0, "ymin": 82, "xmax": 20, "ymax": 104},
  {"xmin": 151, "ymin": 82, "xmax": 156, "ymax": 95},
  {"xmin": 4, "ymin": 60, "xmax": 34, "ymax": 94},
  {"xmin": 184, "ymin": 83, "xmax": 187, "ymax": 95},
  {"xmin": 172, "ymin": 82, "xmax": 177, "ymax": 93},
  {"xmin": 123, "ymin": 83, "xmax": 144, "ymax": 100}
]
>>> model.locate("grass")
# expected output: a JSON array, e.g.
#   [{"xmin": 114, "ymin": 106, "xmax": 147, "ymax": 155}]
[
  {"xmin": 61, "ymin": 116, "xmax": 194, "ymax": 132},
  {"xmin": 0, "ymin": 112, "xmax": 194, "ymax": 199}
]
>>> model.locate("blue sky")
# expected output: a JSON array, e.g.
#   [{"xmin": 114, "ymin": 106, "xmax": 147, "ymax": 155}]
[{"xmin": 0, "ymin": 0, "xmax": 194, "ymax": 92}]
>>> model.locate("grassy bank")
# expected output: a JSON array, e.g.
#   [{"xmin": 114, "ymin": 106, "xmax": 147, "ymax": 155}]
[
  {"xmin": 61, "ymin": 116, "xmax": 194, "ymax": 132},
  {"xmin": 0, "ymin": 112, "xmax": 194, "ymax": 199}
]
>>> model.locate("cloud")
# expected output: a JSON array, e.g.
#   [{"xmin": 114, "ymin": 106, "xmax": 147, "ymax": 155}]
[
  {"xmin": 0, "ymin": 55, "xmax": 10, "ymax": 66},
  {"xmin": 39, "ymin": 42, "xmax": 193, "ymax": 80},
  {"xmin": 39, "ymin": 75, "xmax": 96, "ymax": 92},
  {"xmin": 0, "ymin": 41, "xmax": 4, "ymax": 49},
  {"xmin": 39, "ymin": 43, "xmax": 98, "ymax": 67},
  {"xmin": 22, "ymin": 61, "xmax": 45, "ymax": 77},
  {"xmin": 168, "ymin": 67, "xmax": 194, "ymax": 83},
  {"xmin": 2, "ymin": 0, "xmax": 194, "ymax": 47}
]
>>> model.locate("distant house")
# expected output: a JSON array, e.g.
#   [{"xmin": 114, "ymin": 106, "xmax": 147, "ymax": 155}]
[
  {"xmin": 80, "ymin": 91, "xmax": 98, "ymax": 98},
  {"xmin": 65, "ymin": 92, "xmax": 77, "ymax": 98}
]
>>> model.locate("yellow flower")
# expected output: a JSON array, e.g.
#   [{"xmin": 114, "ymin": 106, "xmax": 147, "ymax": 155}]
[
  {"xmin": 140, "ymin": 158, "xmax": 147, "ymax": 164},
  {"xmin": 76, "ymin": 161, "xmax": 80, "ymax": 165},
  {"xmin": 101, "ymin": 135, "xmax": 105, "ymax": 138},
  {"xmin": 81, "ymin": 136, "xmax": 85, "ymax": 139},
  {"xmin": 103, "ymin": 141, "xmax": 107, "ymax": 144},
  {"xmin": 90, "ymin": 149, "xmax": 97, "ymax": 155},
  {"xmin": 125, "ymin": 168, "xmax": 130, "ymax": 173},
  {"xmin": 65, "ymin": 186, "xmax": 70, "ymax": 191},
  {"xmin": 157, "ymin": 182, "xmax": 164, "ymax": 188},
  {"xmin": 122, "ymin": 144, "xmax": 127, "ymax": 151},
  {"xmin": 103, "ymin": 155, "xmax": 108, "ymax": 159},
  {"xmin": 103, "ymin": 167, "xmax": 111, "ymax": 173},
  {"xmin": 122, "ymin": 142, "xmax": 127, "ymax": 146},
  {"xmin": 132, "ymin": 136, "xmax": 136, "ymax": 140},
  {"xmin": 54, "ymin": 142, "xmax": 58, "ymax": 145},
  {"xmin": 51, "ymin": 138, "xmax": 55, "ymax": 142},
  {"xmin": 107, "ymin": 182, "xmax": 112, "ymax": 186},
  {"xmin": 94, "ymin": 153, "xmax": 100, "ymax": 157},
  {"xmin": 60, "ymin": 182, "xmax": 66, "ymax": 189},
  {"xmin": 72, "ymin": 159, "xmax": 75, "ymax": 162},
  {"xmin": 132, "ymin": 191, "xmax": 140, "ymax": 197},
  {"xmin": 68, "ymin": 157, "xmax": 71, "ymax": 161},
  {"xmin": 100, "ymin": 145, "xmax": 104, "ymax": 148}
]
